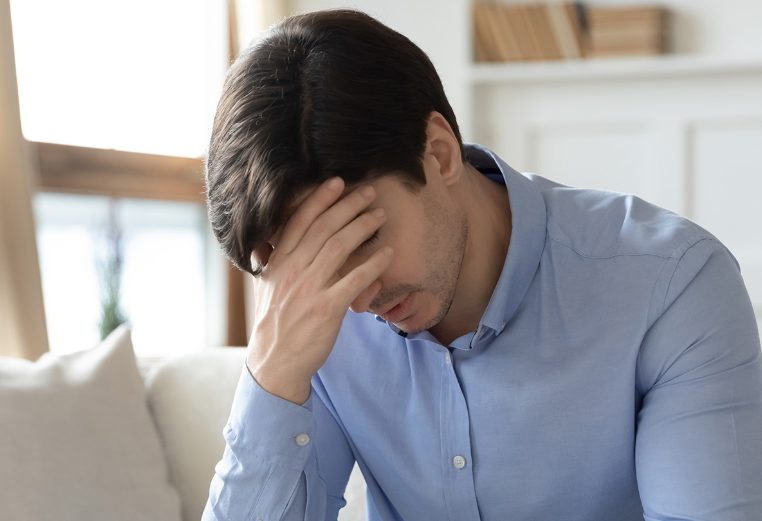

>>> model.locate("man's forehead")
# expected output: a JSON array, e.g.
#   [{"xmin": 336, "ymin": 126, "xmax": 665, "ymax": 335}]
[
  {"xmin": 271, "ymin": 180, "xmax": 375, "ymax": 242},
  {"xmin": 285, "ymin": 179, "xmax": 372, "ymax": 218}
]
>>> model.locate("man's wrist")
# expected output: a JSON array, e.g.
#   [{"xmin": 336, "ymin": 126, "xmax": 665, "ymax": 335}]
[{"xmin": 245, "ymin": 356, "xmax": 311, "ymax": 405}]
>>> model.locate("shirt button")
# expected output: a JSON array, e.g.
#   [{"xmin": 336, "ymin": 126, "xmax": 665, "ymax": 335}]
[
  {"xmin": 452, "ymin": 455, "xmax": 467, "ymax": 469},
  {"xmin": 295, "ymin": 433, "xmax": 310, "ymax": 446}
]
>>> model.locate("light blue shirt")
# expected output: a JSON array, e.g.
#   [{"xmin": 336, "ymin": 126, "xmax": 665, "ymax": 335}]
[{"xmin": 203, "ymin": 143, "xmax": 762, "ymax": 521}]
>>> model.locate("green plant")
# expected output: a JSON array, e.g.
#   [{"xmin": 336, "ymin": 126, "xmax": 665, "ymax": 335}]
[{"xmin": 96, "ymin": 198, "xmax": 128, "ymax": 340}]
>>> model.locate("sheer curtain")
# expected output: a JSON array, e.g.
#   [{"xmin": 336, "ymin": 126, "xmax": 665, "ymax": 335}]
[{"xmin": 0, "ymin": 0, "xmax": 48, "ymax": 360}]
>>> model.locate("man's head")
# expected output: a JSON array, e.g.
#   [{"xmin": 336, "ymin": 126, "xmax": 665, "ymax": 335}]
[{"xmin": 205, "ymin": 8, "xmax": 464, "ymax": 277}]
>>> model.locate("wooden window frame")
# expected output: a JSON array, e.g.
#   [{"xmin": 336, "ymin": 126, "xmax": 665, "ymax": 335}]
[
  {"xmin": 31, "ymin": 140, "xmax": 249, "ymax": 347},
  {"xmin": 32, "ymin": 141, "xmax": 206, "ymax": 202}
]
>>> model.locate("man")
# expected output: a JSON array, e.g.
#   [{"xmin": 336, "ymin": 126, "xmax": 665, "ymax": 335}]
[{"xmin": 202, "ymin": 9, "xmax": 762, "ymax": 521}]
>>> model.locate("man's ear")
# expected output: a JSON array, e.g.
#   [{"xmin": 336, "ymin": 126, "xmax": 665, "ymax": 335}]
[
  {"xmin": 424, "ymin": 111, "xmax": 463, "ymax": 187},
  {"xmin": 251, "ymin": 241, "xmax": 274, "ymax": 272}
]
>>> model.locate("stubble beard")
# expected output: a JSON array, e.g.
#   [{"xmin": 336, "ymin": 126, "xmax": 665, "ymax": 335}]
[
  {"xmin": 402, "ymin": 200, "xmax": 469, "ymax": 334},
  {"xmin": 416, "ymin": 211, "xmax": 468, "ymax": 332},
  {"xmin": 369, "ymin": 192, "xmax": 469, "ymax": 334}
]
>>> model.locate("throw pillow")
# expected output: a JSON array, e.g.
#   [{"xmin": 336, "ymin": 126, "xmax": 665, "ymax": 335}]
[{"xmin": 0, "ymin": 324, "xmax": 182, "ymax": 521}]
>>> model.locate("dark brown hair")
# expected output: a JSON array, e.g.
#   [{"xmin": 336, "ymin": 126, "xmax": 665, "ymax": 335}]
[{"xmin": 205, "ymin": 8, "xmax": 464, "ymax": 276}]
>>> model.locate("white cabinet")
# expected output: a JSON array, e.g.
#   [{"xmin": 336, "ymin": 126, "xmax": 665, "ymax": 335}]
[{"xmin": 468, "ymin": 54, "xmax": 762, "ymax": 331}]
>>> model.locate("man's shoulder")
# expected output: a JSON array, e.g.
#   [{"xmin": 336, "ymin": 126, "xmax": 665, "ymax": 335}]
[{"xmin": 526, "ymin": 173, "xmax": 718, "ymax": 262}]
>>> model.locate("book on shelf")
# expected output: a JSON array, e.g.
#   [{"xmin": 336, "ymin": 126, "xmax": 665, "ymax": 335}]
[
  {"xmin": 546, "ymin": 2, "xmax": 584, "ymax": 59},
  {"xmin": 506, "ymin": 5, "xmax": 544, "ymax": 60},
  {"xmin": 587, "ymin": 5, "xmax": 666, "ymax": 24},
  {"xmin": 472, "ymin": 1, "xmax": 584, "ymax": 62},
  {"xmin": 495, "ymin": 6, "xmax": 525, "ymax": 61},
  {"xmin": 490, "ymin": 4, "xmax": 525, "ymax": 61},
  {"xmin": 472, "ymin": 2, "xmax": 670, "ymax": 63},
  {"xmin": 472, "ymin": 4, "xmax": 525, "ymax": 62},
  {"xmin": 589, "ymin": 33, "xmax": 664, "ymax": 51},
  {"xmin": 472, "ymin": 3, "xmax": 496, "ymax": 61},
  {"xmin": 586, "ymin": 5, "xmax": 668, "ymax": 56},
  {"xmin": 526, "ymin": 3, "xmax": 564, "ymax": 60}
]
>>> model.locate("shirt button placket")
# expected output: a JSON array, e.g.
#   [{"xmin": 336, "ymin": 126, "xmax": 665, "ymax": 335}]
[{"xmin": 439, "ymin": 342, "xmax": 480, "ymax": 521}]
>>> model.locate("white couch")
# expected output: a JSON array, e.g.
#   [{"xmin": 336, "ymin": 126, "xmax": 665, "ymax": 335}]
[
  {"xmin": 147, "ymin": 343, "xmax": 368, "ymax": 521},
  {"xmin": 0, "ymin": 325, "xmax": 366, "ymax": 521}
]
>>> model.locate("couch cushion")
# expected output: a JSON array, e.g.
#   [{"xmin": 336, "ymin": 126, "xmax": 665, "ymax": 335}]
[
  {"xmin": 145, "ymin": 347, "xmax": 247, "ymax": 521},
  {"xmin": 0, "ymin": 324, "xmax": 182, "ymax": 521},
  {"xmin": 146, "ymin": 347, "xmax": 368, "ymax": 521}
]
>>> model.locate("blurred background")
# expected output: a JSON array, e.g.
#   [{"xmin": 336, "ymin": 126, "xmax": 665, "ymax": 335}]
[{"xmin": 2, "ymin": 0, "xmax": 760, "ymax": 362}]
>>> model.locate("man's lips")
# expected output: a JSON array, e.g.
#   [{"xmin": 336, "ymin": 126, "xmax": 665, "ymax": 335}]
[
  {"xmin": 373, "ymin": 294, "xmax": 408, "ymax": 316},
  {"xmin": 380, "ymin": 293, "xmax": 416, "ymax": 322}
]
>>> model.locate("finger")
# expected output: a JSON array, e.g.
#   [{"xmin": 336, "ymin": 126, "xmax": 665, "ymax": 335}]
[
  {"xmin": 296, "ymin": 184, "xmax": 377, "ymax": 265},
  {"xmin": 349, "ymin": 279, "xmax": 382, "ymax": 313},
  {"xmin": 276, "ymin": 176, "xmax": 345, "ymax": 256},
  {"xmin": 328, "ymin": 247, "xmax": 394, "ymax": 307},
  {"xmin": 308, "ymin": 206, "xmax": 386, "ymax": 285}
]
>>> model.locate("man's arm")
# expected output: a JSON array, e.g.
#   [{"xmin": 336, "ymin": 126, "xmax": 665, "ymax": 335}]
[
  {"xmin": 202, "ymin": 365, "xmax": 356, "ymax": 521},
  {"xmin": 635, "ymin": 238, "xmax": 762, "ymax": 520},
  {"xmin": 203, "ymin": 176, "xmax": 389, "ymax": 520}
]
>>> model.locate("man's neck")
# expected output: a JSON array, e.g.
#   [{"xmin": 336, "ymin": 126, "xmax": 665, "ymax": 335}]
[{"xmin": 429, "ymin": 163, "xmax": 512, "ymax": 345}]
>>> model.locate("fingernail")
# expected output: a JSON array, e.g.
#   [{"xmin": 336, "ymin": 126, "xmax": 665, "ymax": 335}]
[
  {"xmin": 361, "ymin": 185, "xmax": 375, "ymax": 199},
  {"xmin": 327, "ymin": 177, "xmax": 342, "ymax": 190},
  {"xmin": 372, "ymin": 207, "xmax": 385, "ymax": 218}
]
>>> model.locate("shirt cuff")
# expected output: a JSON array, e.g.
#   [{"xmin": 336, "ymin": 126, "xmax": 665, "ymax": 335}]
[{"xmin": 224, "ymin": 364, "xmax": 316, "ymax": 470}]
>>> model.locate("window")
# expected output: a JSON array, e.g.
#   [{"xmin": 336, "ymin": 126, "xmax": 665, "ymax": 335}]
[
  {"xmin": 11, "ymin": 0, "xmax": 232, "ymax": 356},
  {"xmin": 34, "ymin": 193, "xmax": 226, "ymax": 356},
  {"xmin": 10, "ymin": 0, "xmax": 227, "ymax": 157}
]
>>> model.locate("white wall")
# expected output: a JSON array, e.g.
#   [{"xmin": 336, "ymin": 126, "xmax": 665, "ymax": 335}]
[{"xmin": 290, "ymin": 0, "xmax": 471, "ymax": 137}]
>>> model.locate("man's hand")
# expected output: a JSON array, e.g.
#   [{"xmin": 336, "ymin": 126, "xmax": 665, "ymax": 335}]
[{"xmin": 246, "ymin": 177, "xmax": 392, "ymax": 404}]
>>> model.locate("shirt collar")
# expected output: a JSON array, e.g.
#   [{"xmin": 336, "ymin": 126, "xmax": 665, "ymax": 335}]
[
  {"xmin": 375, "ymin": 143, "xmax": 548, "ymax": 348},
  {"xmin": 466, "ymin": 143, "xmax": 547, "ymax": 338}
]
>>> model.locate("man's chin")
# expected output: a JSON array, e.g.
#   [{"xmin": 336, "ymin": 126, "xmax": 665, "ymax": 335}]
[
  {"xmin": 366, "ymin": 292, "xmax": 447, "ymax": 333},
  {"xmin": 393, "ymin": 305, "xmax": 444, "ymax": 334}
]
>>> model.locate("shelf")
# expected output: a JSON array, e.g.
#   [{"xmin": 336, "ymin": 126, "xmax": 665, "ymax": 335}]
[{"xmin": 469, "ymin": 54, "xmax": 762, "ymax": 84}]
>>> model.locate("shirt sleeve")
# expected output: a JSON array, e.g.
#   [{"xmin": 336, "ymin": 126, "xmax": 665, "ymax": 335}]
[
  {"xmin": 635, "ymin": 237, "xmax": 762, "ymax": 520},
  {"xmin": 202, "ymin": 363, "xmax": 356, "ymax": 521}
]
